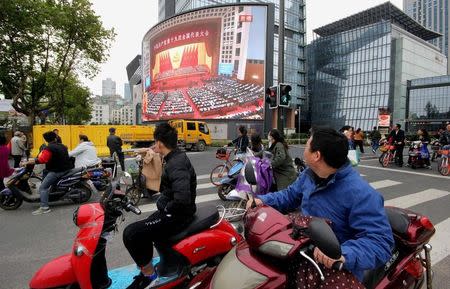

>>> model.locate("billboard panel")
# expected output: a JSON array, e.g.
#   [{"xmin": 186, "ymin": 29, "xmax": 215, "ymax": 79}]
[{"xmin": 142, "ymin": 5, "xmax": 268, "ymax": 121}]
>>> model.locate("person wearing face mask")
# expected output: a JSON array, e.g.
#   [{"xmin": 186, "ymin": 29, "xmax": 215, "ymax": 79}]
[{"xmin": 267, "ymin": 129, "xmax": 297, "ymax": 190}]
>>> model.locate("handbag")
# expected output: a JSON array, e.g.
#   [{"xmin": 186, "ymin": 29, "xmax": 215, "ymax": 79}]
[{"xmin": 348, "ymin": 149, "xmax": 360, "ymax": 166}]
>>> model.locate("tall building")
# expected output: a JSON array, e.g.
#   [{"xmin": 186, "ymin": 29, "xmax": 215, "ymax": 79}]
[
  {"xmin": 126, "ymin": 55, "xmax": 142, "ymax": 124},
  {"xmin": 159, "ymin": 0, "xmax": 307, "ymax": 131},
  {"xmin": 308, "ymin": 2, "xmax": 447, "ymax": 131},
  {"xmin": 124, "ymin": 83, "xmax": 131, "ymax": 101},
  {"xmin": 404, "ymin": 0, "xmax": 450, "ymax": 73},
  {"xmin": 102, "ymin": 78, "xmax": 116, "ymax": 96}
]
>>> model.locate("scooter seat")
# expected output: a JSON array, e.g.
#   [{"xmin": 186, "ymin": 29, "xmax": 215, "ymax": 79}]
[
  {"xmin": 167, "ymin": 205, "xmax": 220, "ymax": 243},
  {"xmin": 60, "ymin": 167, "xmax": 84, "ymax": 178},
  {"xmin": 385, "ymin": 207, "xmax": 410, "ymax": 237}
]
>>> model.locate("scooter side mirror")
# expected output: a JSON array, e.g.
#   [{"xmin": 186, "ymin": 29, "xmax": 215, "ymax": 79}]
[
  {"xmin": 244, "ymin": 162, "xmax": 257, "ymax": 185},
  {"xmin": 308, "ymin": 218, "xmax": 341, "ymax": 260}
]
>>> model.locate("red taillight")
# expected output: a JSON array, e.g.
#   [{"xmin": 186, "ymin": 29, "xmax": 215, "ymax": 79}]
[
  {"xmin": 404, "ymin": 257, "xmax": 424, "ymax": 278},
  {"xmin": 420, "ymin": 217, "xmax": 434, "ymax": 230}
]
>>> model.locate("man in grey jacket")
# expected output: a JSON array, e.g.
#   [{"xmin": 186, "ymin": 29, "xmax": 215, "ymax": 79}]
[{"xmin": 11, "ymin": 131, "xmax": 26, "ymax": 168}]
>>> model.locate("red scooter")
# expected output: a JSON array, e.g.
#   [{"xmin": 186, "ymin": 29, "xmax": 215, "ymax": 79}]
[
  {"xmin": 192, "ymin": 162, "xmax": 436, "ymax": 289},
  {"xmin": 29, "ymin": 182, "xmax": 242, "ymax": 289}
]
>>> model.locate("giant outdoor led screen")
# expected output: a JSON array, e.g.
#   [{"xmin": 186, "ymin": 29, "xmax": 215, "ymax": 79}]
[{"xmin": 141, "ymin": 5, "xmax": 269, "ymax": 121}]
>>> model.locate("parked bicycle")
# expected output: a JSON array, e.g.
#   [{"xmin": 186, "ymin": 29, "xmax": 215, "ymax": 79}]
[
  {"xmin": 210, "ymin": 147, "xmax": 240, "ymax": 186},
  {"xmin": 379, "ymin": 143, "xmax": 398, "ymax": 167}
]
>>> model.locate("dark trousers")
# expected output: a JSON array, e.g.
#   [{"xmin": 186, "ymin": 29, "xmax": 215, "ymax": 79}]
[
  {"xmin": 0, "ymin": 178, "xmax": 4, "ymax": 191},
  {"xmin": 12, "ymin": 155, "xmax": 22, "ymax": 168},
  {"xmin": 395, "ymin": 145, "xmax": 404, "ymax": 166},
  {"xmin": 354, "ymin": 140, "xmax": 364, "ymax": 153},
  {"xmin": 123, "ymin": 211, "xmax": 193, "ymax": 267}
]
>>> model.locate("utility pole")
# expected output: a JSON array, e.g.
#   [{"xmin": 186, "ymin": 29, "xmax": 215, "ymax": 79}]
[{"xmin": 277, "ymin": 0, "xmax": 285, "ymax": 134}]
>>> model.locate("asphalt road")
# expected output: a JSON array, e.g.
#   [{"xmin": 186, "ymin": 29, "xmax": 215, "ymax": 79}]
[{"xmin": 1, "ymin": 146, "xmax": 449, "ymax": 288}]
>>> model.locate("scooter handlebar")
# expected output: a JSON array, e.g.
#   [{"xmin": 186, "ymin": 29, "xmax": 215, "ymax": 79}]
[
  {"xmin": 125, "ymin": 203, "xmax": 141, "ymax": 215},
  {"xmin": 331, "ymin": 261, "xmax": 344, "ymax": 271}
]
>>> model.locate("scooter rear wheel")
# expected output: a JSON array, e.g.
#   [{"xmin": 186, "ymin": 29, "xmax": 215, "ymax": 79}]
[
  {"xmin": 70, "ymin": 182, "xmax": 92, "ymax": 204},
  {"xmin": 0, "ymin": 193, "xmax": 23, "ymax": 210}
]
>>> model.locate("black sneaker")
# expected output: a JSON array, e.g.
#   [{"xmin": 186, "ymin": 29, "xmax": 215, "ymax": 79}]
[{"xmin": 126, "ymin": 273, "xmax": 151, "ymax": 289}]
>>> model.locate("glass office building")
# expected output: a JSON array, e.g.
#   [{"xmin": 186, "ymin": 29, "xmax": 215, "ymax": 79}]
[
  {"xmin": 404, "ymin": 0, "xmax": 450, "ymax": 73},
  {"xmin": 407, "ymin": 75, "xmax": 450, "ymax": 132},
  {"xmin": 308, "ymin": 2, "xmax": 447, "ymax": 131},
  {"xmin": 159, "ymin": 0, "xmax": 307, "ymax": 129}
]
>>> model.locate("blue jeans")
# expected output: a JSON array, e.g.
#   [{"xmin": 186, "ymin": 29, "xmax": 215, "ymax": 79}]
[
  {"xmin": 371, "ymin": 139, "xmax": 380, "ymax": 152},
  {"xmin": 39, "ymin": 171, "xmax": 65, "ymax": 207}
]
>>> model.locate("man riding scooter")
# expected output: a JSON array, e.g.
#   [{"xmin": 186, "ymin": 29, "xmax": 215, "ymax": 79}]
[
  {"xmin": 123, "ymin": 123, "xmax": 197, "ymax": 289},
  {"xmin": 247, "ymin": 127, "xmax": 394, "ymax": 286},
  {"xmin": 23, "ymin": 131, "xmax": 73, "ymax": 215}
]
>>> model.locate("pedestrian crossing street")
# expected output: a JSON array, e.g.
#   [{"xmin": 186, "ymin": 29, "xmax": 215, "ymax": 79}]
[{"xmin": 139, "ymin": 172, "xmax": 450, "ymax": 267}]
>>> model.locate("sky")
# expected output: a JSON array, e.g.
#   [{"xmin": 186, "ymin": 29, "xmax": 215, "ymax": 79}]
[{"xmin": 85, "ymin": 0, "xmax": 403, "ymax": 97}]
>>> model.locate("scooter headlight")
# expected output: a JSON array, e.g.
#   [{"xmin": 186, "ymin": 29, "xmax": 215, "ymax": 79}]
[{"xmin": 74, "ymin": 245, "xmax": 85, "ymax": 257}]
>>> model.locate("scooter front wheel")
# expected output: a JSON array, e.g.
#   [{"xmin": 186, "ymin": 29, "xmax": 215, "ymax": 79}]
[
  {"xmin": 126, "ymin": 185, "xmax": 142, "ymax": 206},
  {"xmin": 0, "ymin": 192, "xmax": 23, "ymax": 210},
  {"xmin": 217, "ymin": 184, "xmax": 233, "ymax": 201}
]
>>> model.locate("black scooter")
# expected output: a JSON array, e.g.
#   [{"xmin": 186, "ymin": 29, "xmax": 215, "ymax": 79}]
[{"xmin": 0, "ymin": 164, "xmax": 93, "ymax": 210}]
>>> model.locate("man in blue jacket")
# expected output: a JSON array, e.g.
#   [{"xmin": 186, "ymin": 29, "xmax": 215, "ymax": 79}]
[{"xmin": 248, "ymin": 127, "xmax": 394, "ymax": 282}]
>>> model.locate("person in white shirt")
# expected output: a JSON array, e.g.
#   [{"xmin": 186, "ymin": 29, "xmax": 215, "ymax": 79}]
[{"xmin": 69, "ymin": 135, "xmax": 100, "ymax": 168}]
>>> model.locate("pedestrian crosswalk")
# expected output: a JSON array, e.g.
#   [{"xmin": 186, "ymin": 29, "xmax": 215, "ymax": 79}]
[{"xmin": 139, "ymin": 173, "xmax": 450, "ymax": 271}]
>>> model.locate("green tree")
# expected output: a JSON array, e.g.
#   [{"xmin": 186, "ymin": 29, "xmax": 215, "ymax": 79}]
[{"xmin": 0, "ymin": 0, "xmax": 114, "ymax": 124}]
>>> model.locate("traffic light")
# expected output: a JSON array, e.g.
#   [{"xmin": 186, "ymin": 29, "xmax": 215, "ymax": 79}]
[
  {"xmin": 265, "ymin": 86, "xmax": 279, "ymax": 109},
  {"xmin": 279, "ymin": 83, "xmax": 292, "ymax": 108}
]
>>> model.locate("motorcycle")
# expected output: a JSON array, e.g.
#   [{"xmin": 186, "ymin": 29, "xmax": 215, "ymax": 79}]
[
  {"xmin": 219, "ymin": 149, "xmax": 274, "ymax": 202},
  {"xmin": 193, "ymin": 161, "xmax": 436, "ymax": 289},
  {"xmin": 0, "ymin": 164, "xmax": 93, "ymax": 210},
  {"xmin": 407, "ymin": 141, "xmax": 431, "ymax": 169},
  {"xmin": 29, "ymin": 181, "xmax": 242, "ymax": 289}
]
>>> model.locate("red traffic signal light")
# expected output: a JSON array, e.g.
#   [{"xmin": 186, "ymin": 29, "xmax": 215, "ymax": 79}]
[{"xmin": 265, "ymin": 86, "xmax": 279, "ymax": 109}]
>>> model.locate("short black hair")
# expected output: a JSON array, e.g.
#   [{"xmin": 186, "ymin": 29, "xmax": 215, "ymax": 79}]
[
  {"xmin": 0, "ymin": 134, "xmax": 6, "ymax": 145},
  {"xmin": 238, "ymin": 125, "xmax": 247, "ymax": 136},
  {"xmin": 79, "ymin": 134, "xmax": 89, "ymax": 142},
  {"xmin": 43, "ymin": 131, "xmax": 57, "ymax": 143},
  {"xmin": 250, "ymin": 134, "xmax": 262, "ymax": 151},
  {"xmin": 109, "ymin": 127, "xmax": 116, "ymax": 133},
  {"xmin": 310, "ymin": 127, "xmax": 348, "ymax": 169},
  {"xmin": 396, "ymin": 123, "xmax": 401, "ymax": 129},
  {"xmin": 154, "ymin": 123, "xmax": 178, "ymax": 150}
]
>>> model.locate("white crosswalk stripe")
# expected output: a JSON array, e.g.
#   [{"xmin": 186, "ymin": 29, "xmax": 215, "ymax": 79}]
[
  {"xmin": 385, "ymin": 189, "xmax": 450, "ymax": 208},
  {"xmin": 370, "ymin": 180, "xmax": 402, "ymax": 190},
  {"xmin": 430, "ymin": 218, "xmax": 450, "ymax": 265}
]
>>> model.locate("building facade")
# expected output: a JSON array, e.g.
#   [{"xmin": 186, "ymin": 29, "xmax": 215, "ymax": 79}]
[
  {"xmin": 90, "ymin": 103, "xmax": 110, "ymax": 124},
  {"xmin": 111, "ymin": 105, "xmax": 134, "ymax": 125},
  {"xmin": 404, "ymin": 0, "xmax": 450, "ymax": 73},
  {"xmin": 159, "ymin": 0, "xmax": 307, "ymax": 130},
  {"xmin": 126, "ymin": 55, "xmax": 142, "ymax": 124},
  {"xmin": 102, "ymin": 78, "xmax": 116, "ymax": 97},
  {"xmin": 406, "ymin": 75, "xmax": 450, "ymax": 132},
  {"xmin": 308, "ymin": 2, "xmax": 447, "ymax": 131}
]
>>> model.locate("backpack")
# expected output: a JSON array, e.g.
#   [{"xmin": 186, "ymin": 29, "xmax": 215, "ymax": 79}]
[{"xmin": 235, "ymin": 156, "xmax": 273, "ymax": 196}]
